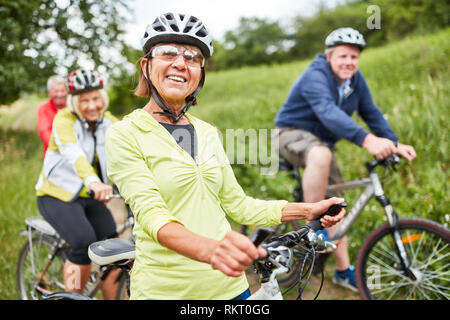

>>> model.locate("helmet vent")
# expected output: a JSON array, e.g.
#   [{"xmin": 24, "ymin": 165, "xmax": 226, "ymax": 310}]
[
  {"xmin": 164, "ymin": 13, "xmax": 174, "ymax": 20},
  {"xmin": 196, "ymin": 27, "xmax": 207, "ymax": 38},
  {"xmin": 170, "ymin": 24, "xmax": 179, "ymax": 32}
]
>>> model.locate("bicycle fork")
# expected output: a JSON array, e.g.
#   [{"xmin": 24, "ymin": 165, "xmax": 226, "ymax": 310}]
[{"xmin": 372, "ymin": 173, "xmax": 417, "ymax": 281}]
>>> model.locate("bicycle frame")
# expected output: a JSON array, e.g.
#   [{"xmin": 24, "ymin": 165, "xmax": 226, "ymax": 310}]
[
  {"xmin": 326, "ymin": 168, "xmax": 415, "ymax": 279},
  {"xmin": 326, "ymin": 177, "xmax": 374, "ymax": 241}
]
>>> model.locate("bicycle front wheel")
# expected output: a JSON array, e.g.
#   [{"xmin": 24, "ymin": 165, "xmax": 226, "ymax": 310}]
[
  {"xmin": 16, "ymin": 235, "xmax": 67, "ymax": 300},
  {"xmin": 356, "ymin": 218, "xmax": 450, "ymax": 300}
]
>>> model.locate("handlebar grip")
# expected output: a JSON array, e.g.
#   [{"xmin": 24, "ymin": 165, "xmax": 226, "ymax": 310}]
[
  {"xmin": 306, "ymin": 202, "xmax": 347, "ymax": 231},
  {"xmin": 86, "ymin": 190, "xmax": 121, "ymax": 200},
  {"xmin": 249, "ymin": 227, "xmax": 275, "ymax": 246},
  {"xmin": 306, "ymin": 219, "xmax": 323, "ymax": 232}
]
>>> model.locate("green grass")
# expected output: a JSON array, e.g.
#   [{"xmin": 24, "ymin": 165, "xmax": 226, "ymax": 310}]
[
  {"xmin": 0, "ymin": 129, "xmax": 42, "ymax": 299},
  {"xmin": 0, "ymin": 95, "xmax": 46, "ymax": 131},
  {"xmin": 0, "ymin": 28, "xmax": 448, "ymax": 299}
]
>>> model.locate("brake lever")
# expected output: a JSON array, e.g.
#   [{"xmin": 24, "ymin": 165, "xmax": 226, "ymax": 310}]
[
  {"xmin": 303, "ymin": 229, "xmax": 337, "ymax": 253},
  {"xmin": 265, "ymin": 246, "xmax": 292, "ymax": 282}
]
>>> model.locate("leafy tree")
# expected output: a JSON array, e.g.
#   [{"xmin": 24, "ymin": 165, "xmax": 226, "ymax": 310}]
[
  {"xmin": 372, "ymin": 0, "xmax": 450, "ymax": 39},
  {"xmin": 211, "ymin": 17, "xmax": 290, "ymax": 69},
  {"xmin": 0, "ymin": 0, "xmax": 129, "ymax": 105},
  {"xmin": 107, "ymin": 44, "xmax": 147, "ymax": 117}
]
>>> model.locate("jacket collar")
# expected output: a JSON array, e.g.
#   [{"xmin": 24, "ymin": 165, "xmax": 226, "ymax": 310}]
[{"xmin": 127, "ymin": 108, "xmax": 197, "ymax": 132}]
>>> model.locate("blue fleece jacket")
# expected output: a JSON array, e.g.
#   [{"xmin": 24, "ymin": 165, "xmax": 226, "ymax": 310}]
[{"xmin": 275, "ymin": 54, "xmax": 398, "ymax": 148}]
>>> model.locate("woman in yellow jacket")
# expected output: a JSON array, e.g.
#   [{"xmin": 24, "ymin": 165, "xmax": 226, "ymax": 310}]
[
  {"xmin": 36, "ymin": 69, "xmax": 118, "ymax": 298},
  {"xmin": 105, "ymin": 12, "xmax": 345, "ymax": 300}
]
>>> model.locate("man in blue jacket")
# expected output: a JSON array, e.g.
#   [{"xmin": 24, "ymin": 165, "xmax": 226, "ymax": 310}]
[{"xmin": 274, "ymin": 27, "xmax": 416, "ymax": 291}]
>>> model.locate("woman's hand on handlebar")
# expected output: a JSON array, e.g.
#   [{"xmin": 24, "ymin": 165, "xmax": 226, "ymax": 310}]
[
  {"xmin": 309, "ymin": 197, "xmax": 346, "ymax": 229},
  {"xmin": 89, "ymin": 181, "xmax": 113, "ymax": 203},
  {"xmin": 209, "ymin": 230, "xmax": 266, "ymax": 277}
]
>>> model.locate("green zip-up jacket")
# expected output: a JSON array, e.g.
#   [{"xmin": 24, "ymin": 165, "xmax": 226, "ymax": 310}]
[{"xmin": 105, "ymin": 109, "xmax": 287, "ymax": 300}]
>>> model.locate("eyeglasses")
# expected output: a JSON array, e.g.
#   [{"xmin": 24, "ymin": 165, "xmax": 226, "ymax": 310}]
[{"xmin": 151, "ymin": 45, "xmax": 205, "ymax": 68}]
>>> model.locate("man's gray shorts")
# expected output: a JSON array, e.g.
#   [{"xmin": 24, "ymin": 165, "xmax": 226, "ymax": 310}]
[{"xmin": 273, "ymin": 127, "xmax": 344, "ymax": 198}]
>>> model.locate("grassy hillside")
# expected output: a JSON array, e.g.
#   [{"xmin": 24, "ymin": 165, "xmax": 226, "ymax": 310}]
[{"xmin": 0, "ymin": 28, "xmax": 448, "ymax": 299}]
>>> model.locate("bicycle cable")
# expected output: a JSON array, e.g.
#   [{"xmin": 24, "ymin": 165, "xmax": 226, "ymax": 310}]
[{"xmin": 296, "ymin": 245, "xmax": 316, "ymax": 300}]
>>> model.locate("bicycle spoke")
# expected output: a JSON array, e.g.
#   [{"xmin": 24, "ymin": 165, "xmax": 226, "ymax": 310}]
[
  {"xmin": 421, "ymin": 246, "xmax": 449, "ymax": 269},
  {"xmin": 413, "ymin": 284, "xmax": 429, "ymax": 299},
  {"xmin": 407, "ymin": 229, "xmax": 425, "ymax": 266},
  {"xmin": 367, "ymin": 250, "xmax": 399, "ymax": 273},
  {"xmin": 419, "ymin": 280, "xmax": 450, "ymax": 299},
  {"xmin": 371, "ymin": 280, "xmax": 409, "ymax": 297},
  {"xmin": 420, "ymin": 277, "xmax": 450, "ymax": 299},
  {"xmin": 374, "ymin": 239, "xmax": 400, "ymax": 262},
  {"xmin": 420, "ymin": 237, "xmax": 445, "ymax": 265}
]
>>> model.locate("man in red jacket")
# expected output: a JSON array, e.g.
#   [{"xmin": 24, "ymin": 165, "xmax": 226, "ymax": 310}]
[{"xmin": 37, "ymin": 75, "xmax": 68, "ymax": 157}]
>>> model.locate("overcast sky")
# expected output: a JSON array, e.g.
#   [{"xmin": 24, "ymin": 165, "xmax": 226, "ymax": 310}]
[{"xmin": 123, "ymin": 0, "xmax": 346, "ymax": 48}]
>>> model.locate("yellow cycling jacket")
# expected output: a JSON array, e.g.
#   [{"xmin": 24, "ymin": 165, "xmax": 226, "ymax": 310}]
[
  {"xmin": 105, "ymin": 109, "xmax": 287, "ymax": 299},
  {"xmin": 36, "ymin": 108, "xmax": 117, "ymax": 202}
]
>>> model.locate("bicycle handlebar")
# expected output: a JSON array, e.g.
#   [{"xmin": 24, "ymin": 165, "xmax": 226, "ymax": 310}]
[
  {"xmin": 366, "ymin": 154, "xmax": 401, "ymax": 171},
  {"xmin": 86, "ymin": 190, "xmax": 122, "ymax": 200},
  {"xmin": 306, "ymin": 201, "xmax": 346, "ymax": 231},
  {"xmin": 250, "ymin": 201, "xmax": 344, "ymax": 250}
]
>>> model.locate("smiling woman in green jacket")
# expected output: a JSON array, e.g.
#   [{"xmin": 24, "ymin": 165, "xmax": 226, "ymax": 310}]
[{"xmin": 105, "ymin": 12, "xmax": 345, "ymax": 300}]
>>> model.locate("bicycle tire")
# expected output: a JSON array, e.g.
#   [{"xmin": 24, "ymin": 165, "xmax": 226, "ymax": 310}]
[
  {"xmin": 115, "ymin": 268, "xmax": 130, "ymax": 300},
  {"xmin": 42, "ymin": 291, "xmax": 94, "ymax": 300},
  {"xmin": 16, "ymin": 235, "xmax": 67, "ymax": 300},
  {"xmin": 241, "ymin": 221, "xmax": 304, "ymax": 287},
  {"xmin": 356, "ymin": 218, "xmax": 450, "ymax": 300}
]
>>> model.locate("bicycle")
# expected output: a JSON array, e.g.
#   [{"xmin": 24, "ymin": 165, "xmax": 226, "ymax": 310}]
[
  {"xmin": 50, "ymin": 209, "xmax": 338, "ymax": 300},
  {"xmin": 243, "ymin": 154, "xmax": 450, "ymax": 299},
  {"xmin": 16, "ymin": 193, "xmax": 135, "ymax": 300}
]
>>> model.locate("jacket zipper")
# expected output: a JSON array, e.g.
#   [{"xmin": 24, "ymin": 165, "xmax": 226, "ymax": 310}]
[{"xmin": 194, "ymin": 155, "xmax": 206, "ymax": 200}]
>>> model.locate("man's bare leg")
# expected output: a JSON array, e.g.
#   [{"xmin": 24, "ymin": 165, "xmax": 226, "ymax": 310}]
[{"xmin": 302, "ymin": 145, "xmax": 350, "ymax": 271}]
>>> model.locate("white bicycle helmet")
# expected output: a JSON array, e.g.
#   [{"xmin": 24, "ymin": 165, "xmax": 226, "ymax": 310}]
[
  {"xmin": 141, "ymin": 12, "xmax": 214, "ymax": 58},
  {"xmin": 66, "ymin": 69, "xmax": 109, "ymax": 122},
  {"xmin": 325, "ymin": 27, "xmax": 366, "ymax": 50},
  {"xmin": 67, "ymin": 69, "xmax": 104, "ymax": 95}
]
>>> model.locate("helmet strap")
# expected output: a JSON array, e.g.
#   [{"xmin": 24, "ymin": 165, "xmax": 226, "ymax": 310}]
[{"xmin": 145, "ymin": 58, "xmax": 205, "ymax": 123}]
